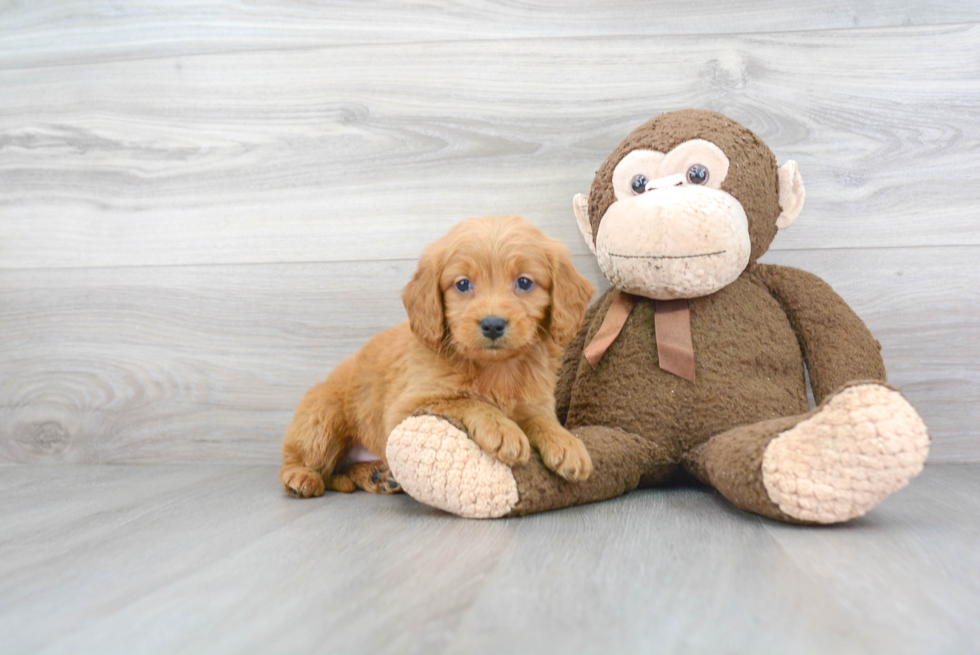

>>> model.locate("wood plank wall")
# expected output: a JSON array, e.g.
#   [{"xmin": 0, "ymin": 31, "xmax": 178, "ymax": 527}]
[{"xmin": 2, "ymin": 1, "xmax": 978, "ymax": 464}]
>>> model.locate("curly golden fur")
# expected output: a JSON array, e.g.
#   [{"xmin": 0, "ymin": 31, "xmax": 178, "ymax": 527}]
[{"xmin": 280, "ymin": 215, "xmax": 595, "ymax": 498}]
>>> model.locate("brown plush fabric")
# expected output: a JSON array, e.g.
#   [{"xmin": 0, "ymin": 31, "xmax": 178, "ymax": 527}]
[
  {"xmin": 563, "ymin": 281, "xmax": 810, "ymax": 452},
  {"xmin": 507, "ymin": 425, "xmax": 674, "ymax": 516},
  {"xmin": 683, "ymin": 414, "xmax": 807, "ymax": 524},
  {"xmin": 555, "ymin": 299, "xmax": 602, "ymax": 425},
  {"xmin": 685, "ymin": 378, "xmax": 905, "ymax": 524},
  {"xmin": 526, "ymin": 271, "xmax": 890, "ymax": 521},
  {"xmin": 746, "ymin": 264, "xmax": 887, "ymax": 403},
  {"xmin": 504, "ymin": 110, "xmax": 910, "ymax": 523},
  {"xmin": 588, "ymin": 109, "xmax": 781, "ymax": 264},
  {"xmin": 389, "ymin": 110, "xmax": 925, "ymax": 524}
]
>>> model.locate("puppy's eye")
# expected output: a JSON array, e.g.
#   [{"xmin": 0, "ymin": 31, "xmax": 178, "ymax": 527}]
[
  {"xmin": 516, "ymin": 277, "xmax": 534, "ymax": 291},
  {"xmin": 454, "ymin": 278, "xmax": 471, "ymax": 293}
]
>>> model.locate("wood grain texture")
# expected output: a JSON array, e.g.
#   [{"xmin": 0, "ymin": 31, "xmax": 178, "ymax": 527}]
[
  {"xmin": 762, "ymin": 464, "xmax": 980, "ymax": 655},
  {"xmin": 2, "ymin": 24, "xmax": 980, "ymax": 269},
  {"xmin": 1, "ymin": 464, "xmax": 978, "ymax": 654},
  {"xmin": 3, "ymin": 1, "xmax": 979, "ymax": 70},
  {"xmin": 1, "ymin": 247, "xmax": 976, "ymax": 464}
]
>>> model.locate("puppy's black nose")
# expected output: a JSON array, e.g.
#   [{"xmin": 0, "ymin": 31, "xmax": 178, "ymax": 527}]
[{"xmin": 480, "ymin": 316, "xmax": 508, "ymax": 341}]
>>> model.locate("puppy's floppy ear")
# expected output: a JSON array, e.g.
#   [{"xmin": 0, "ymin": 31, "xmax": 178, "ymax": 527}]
[
  {"xmin": 402, "ymin": 242, "xmax": 446, "ymax": 351},
  {"xmin": 547, "ymin": 240, "xmax": 595, "ymax": 346}
]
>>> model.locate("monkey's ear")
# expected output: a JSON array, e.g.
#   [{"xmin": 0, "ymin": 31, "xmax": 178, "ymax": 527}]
[
  {"xmin": 573, "ymin": 193, "xmax": 596, "ymax": 254},
  {"xmin": 402, "ymin": 244, "xmax": 445, "ymax": 351},
  {"xmin": 776, "ymin": 160, "xmax": 805, "ymax": 229}
]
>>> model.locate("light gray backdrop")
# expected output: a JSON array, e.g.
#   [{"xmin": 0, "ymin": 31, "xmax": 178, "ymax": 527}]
[{"xmin": 2, "ymin": 1, "xmax": 978, "ymax": 464}]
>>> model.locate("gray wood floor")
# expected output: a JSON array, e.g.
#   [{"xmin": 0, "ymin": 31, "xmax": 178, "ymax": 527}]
[{"xmin": 1, "ymin": 463, "xmax": 978, "ymax": 655}]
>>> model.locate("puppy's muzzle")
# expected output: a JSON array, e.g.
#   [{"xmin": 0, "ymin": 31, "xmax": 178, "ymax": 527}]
[{"xmin": 479, "ymin": 315, "xmax": 508, "ymax": 341}]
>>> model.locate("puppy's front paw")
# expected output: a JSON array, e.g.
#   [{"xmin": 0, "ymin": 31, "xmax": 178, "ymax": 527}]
[
  {"xmin": 536, "ymin": 429, "xmax": 593, "ymax": 482},
  {"xmin": 471, "ymin": 416, "xmax": 531, "ymax": 466},
  {"xmin": 280, "ymin": 465, "xmax": 326, "ymax": 498}
]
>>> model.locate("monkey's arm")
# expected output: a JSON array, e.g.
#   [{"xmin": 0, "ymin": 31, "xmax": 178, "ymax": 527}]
[
  {"xmin": 748, "ymin": 264, "xmax": 886, "ymax": 405},
  {"xmin": 555, "ymin": 296, "xmax": 604, "ymax": 425}
]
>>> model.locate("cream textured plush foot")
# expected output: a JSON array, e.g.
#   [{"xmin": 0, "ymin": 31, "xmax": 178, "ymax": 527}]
[
  {"xmin": 762, "ymin": 384, "xmax": 930, "ymax": 524},
  {"xmin": 386, "ymin": 415, "xmax": 520, "ymax": 519}
]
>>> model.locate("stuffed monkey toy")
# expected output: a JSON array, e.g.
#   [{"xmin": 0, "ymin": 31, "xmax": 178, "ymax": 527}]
[{"xmin": 386, "ymin": 109, "xmax": 929, "ymax": 523}]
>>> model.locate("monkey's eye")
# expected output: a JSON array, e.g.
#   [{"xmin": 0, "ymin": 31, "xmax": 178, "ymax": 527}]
[
  {"xmin": 686, "ymin": 164, "xmax": 709, "ymax": 185},
  {"xmin": 516, "ymin": 277, "xmax": 534, "ymax": 291},
  {"xmin": 455, "ymin": 278, "xmax": 471, "ymax": 293},
  {"xmin": 630, "ymin": 174, "xmax": 649, "ymax": 195}
]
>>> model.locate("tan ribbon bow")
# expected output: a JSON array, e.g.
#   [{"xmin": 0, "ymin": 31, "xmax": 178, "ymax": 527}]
[
  {"xmin": 583, "ymin": 292, "xmax": 639, "ymax": 368},
  {"xmin": 583, "ymin": 292, "xmax": 696, "ymax": 383}
]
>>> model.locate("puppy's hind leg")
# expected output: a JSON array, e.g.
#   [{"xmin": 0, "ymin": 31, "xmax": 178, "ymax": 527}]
[
  {"xmin": 280, "ymin": 360, "xmax": 356, "ymax": 498},
  {"xmin": 343, "ymin": 461, "xmax": 402, "ymax": 494}
]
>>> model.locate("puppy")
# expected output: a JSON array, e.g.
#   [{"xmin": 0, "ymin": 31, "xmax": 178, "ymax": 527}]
[{"xmin": 280, "ymin": 215, "xmax": 596, "ymax": 498}]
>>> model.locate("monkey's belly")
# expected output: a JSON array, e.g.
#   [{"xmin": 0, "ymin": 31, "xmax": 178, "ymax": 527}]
[{"xmin": 565, "ymin": 281, "xmax": 809, "ymax": 453}]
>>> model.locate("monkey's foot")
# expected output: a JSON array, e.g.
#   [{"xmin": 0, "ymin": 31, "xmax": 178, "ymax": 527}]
[
  {"xmin": 762, "ymin": 384, "xmax": 929, "ymax": 523},
  {"xmin": 386, "ymin": 415, "xmax": 519, "ymax": 519}
]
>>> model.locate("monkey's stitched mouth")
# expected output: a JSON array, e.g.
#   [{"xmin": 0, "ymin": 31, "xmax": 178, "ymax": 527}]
[{"xmin": 609, "ymin": 250, "xmax": 726, "ymax": 260}]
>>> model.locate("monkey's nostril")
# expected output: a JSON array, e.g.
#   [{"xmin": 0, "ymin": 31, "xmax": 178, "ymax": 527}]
[{"xmin": 479, "ymin": 316, "xmax": 508, "ymax": 340}]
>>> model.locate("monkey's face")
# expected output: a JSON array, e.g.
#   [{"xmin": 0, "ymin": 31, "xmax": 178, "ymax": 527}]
[
  {"xmin": 594, "ymin": 139, "xmax": 751, "ymax": 299},
  {"xmin": 575, "ymin": 111, "xmax": 805, "ymax": 301}
]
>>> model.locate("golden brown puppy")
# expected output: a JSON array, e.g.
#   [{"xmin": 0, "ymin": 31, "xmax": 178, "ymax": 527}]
[{"xmin": 280, "ymin": 215, "xmax": 595, "ymax": 498}]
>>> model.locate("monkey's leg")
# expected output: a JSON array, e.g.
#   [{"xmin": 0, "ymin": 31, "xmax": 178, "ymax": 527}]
[
  {"xmin": 386, "ymin": 414, "xmax": 676, "ymax": 518},
  {"xmin": 508, "ymin": 425, "xmax": 676, "ymax": 516},
  {"xmin": 684, "ymin": 382, "xmax": 929, "ymax": 524}
]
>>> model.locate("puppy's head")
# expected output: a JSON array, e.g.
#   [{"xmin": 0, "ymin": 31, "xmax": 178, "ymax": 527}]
[{"xmin": 402, "ymin": 215, "xmax": 594, "ymax": 362}]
